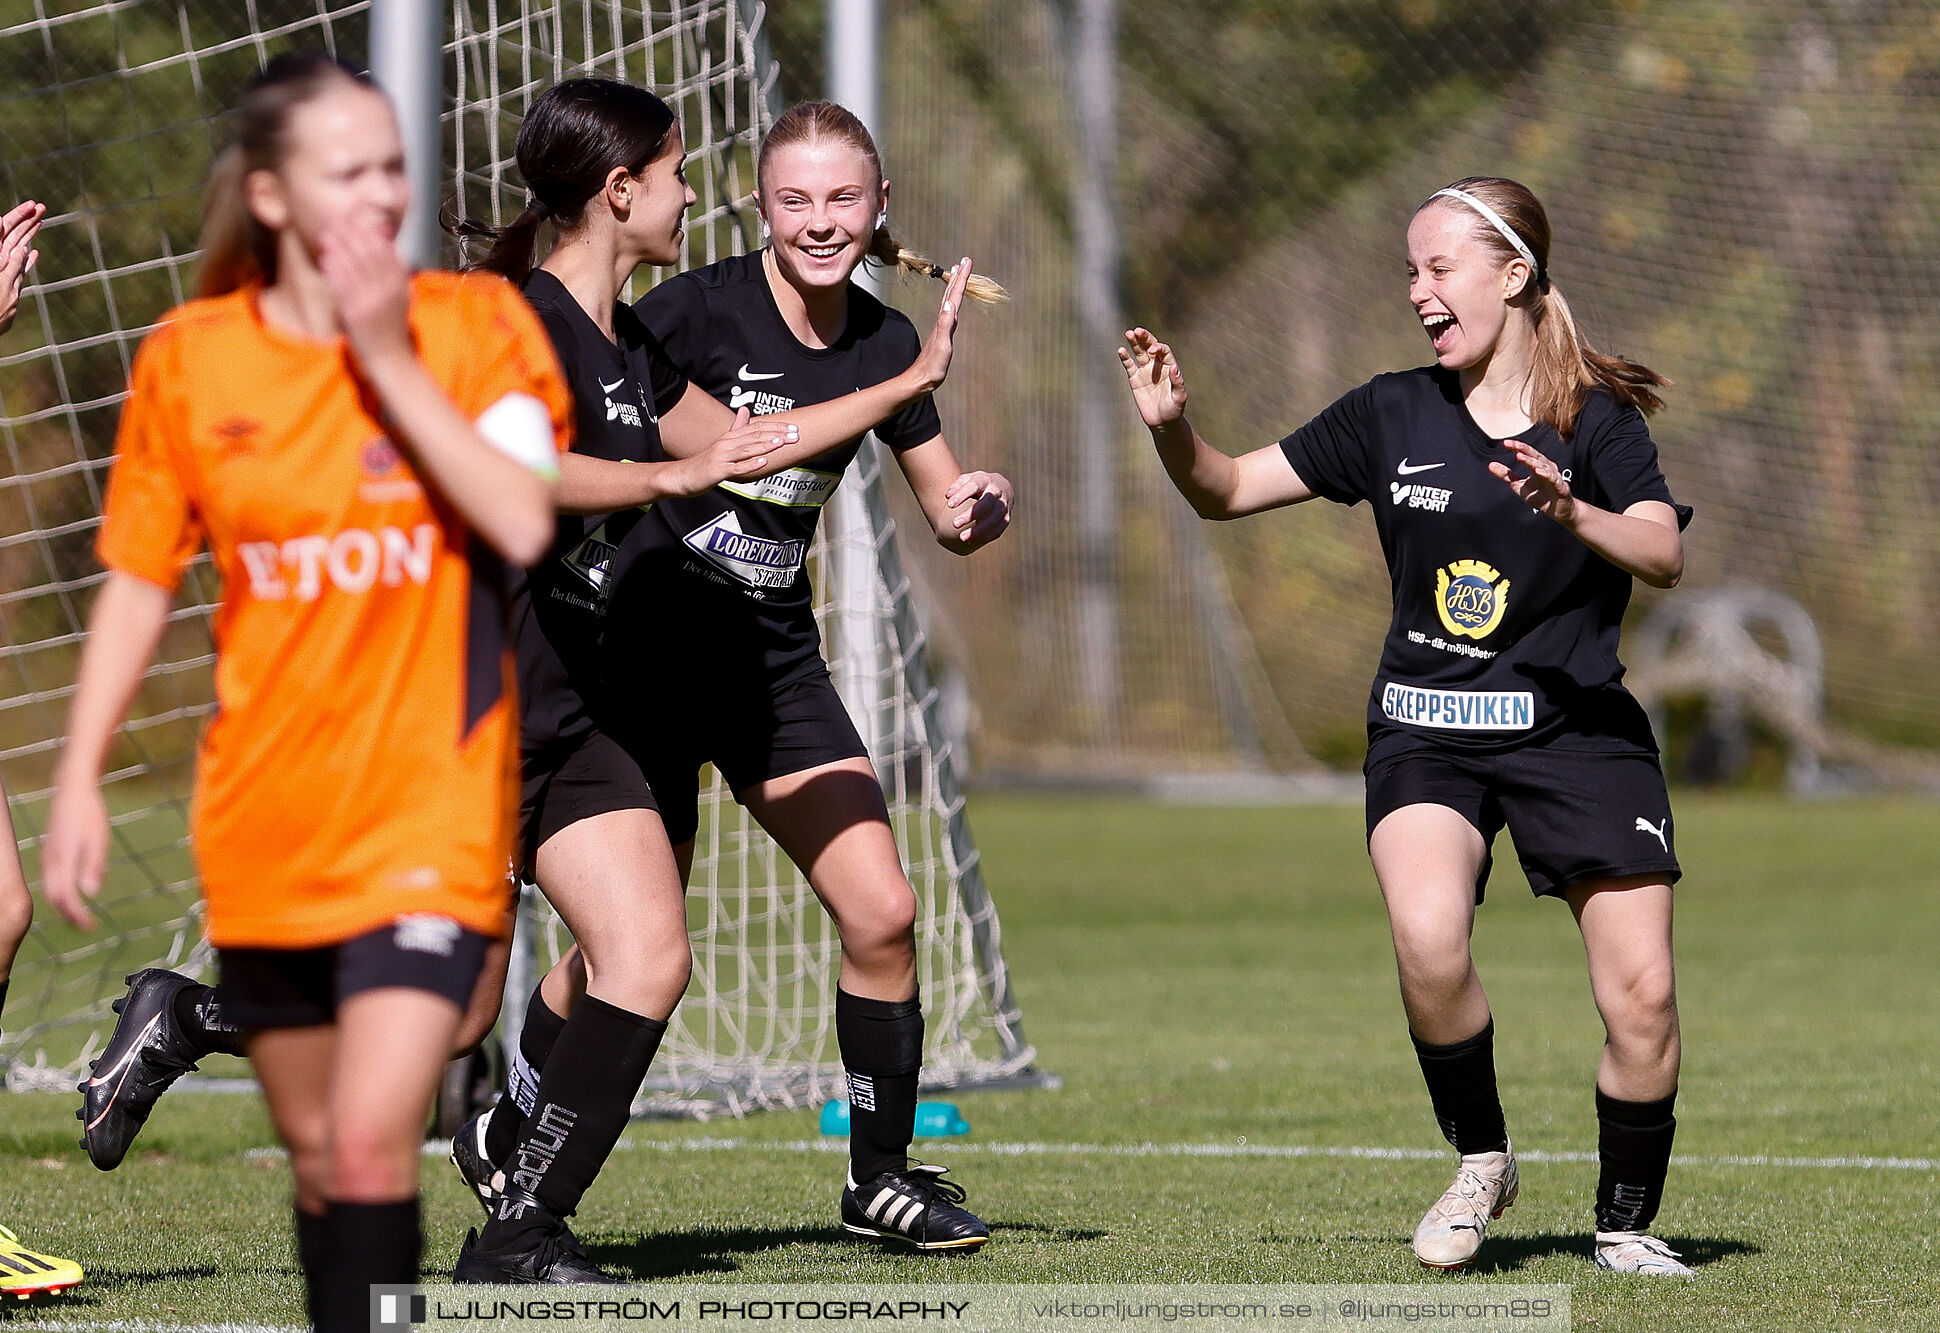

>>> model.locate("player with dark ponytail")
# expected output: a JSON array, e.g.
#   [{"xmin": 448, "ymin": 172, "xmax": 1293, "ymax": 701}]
[{"xmin": 1122, "ymin": 175, "xmax": 1693, "ymax": 1276}]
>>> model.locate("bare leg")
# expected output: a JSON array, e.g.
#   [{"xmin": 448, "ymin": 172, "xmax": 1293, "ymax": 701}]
[
  {"xmin": 1368, "ymin": 803, "xmax": 1491, "ymax": 1043},
  {"xmin": 740, "ymin": 757, "xmax": 916, "ymax": 1002},
  {"xmin": 1567, "ymin": 876, "xmax": 1679, "ymax": 1101}
]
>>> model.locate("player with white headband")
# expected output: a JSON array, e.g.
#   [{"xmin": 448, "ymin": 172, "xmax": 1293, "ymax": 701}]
[{"xmin": 1118, "ymin": 175, "xmax": 1695, "ymax": 1276}]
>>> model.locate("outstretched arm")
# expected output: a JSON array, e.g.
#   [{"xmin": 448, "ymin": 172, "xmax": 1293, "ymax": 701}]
[
  {"xmin": 1490, "ymin": 440, "xmax": 1683, "ymax": 588},
  {"xmin": 554, "ymin": 407, "xmax": 801, "ymax": 514},
  {"xmin": 1120, "ymin": 327, "xmax": 1315, "ymax": 520},
  {"xmin": 894, "ymin": 434, "xmax": 1013, "ymax": 554},
  {"xmin": 43, "ymin": 574, "xmax": 175, "ymax": 931},
  {"xmin": 658, "ymin": 259, "xmax": 978, "ymax": 472}
]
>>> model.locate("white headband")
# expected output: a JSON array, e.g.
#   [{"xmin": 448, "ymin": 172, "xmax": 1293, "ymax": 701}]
[{"xmin": 1432, "ymin": 187, "xmax": 1542, "ymax": 281}]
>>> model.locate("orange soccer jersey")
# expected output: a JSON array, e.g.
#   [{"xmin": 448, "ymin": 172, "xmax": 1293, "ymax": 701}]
[{"xmin": 96, "ymin": 271, "xmax": 571, "ymax": 948}]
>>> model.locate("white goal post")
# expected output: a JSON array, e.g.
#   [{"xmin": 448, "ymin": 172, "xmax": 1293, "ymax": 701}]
[{"xmin": 0, "ymin": 0, "xmax": 1050, "ymax": 1116}]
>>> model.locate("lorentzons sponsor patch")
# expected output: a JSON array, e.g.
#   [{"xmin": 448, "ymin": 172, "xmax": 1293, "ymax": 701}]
[
  {"xmin": 719, "ymin": 466, "xmax": 841, "ymax": 508},
  {"xmin": 1381, "ymin": 682, "xmax": 1534, "ymax": 731},
  {"xmin": 682, "ymin": 511, "xmax": 806, "ymax": 588}
]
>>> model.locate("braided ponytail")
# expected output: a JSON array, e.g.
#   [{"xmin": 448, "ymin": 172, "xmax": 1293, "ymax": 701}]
[{"xmin": 864, "ymin": 222, "xmax": 1008, "ymax": 304}]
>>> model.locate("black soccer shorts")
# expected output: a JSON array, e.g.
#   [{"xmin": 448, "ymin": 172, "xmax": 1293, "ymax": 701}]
[
  {"xmin": 627, "ymin": 665, "xmax": 869, "ymax": 847},
  {"xmin": 518, "ymin": 728, "xmax": 661, "ymax": 880},
  {"xmin": 1363, "ymin": 734, "xmax": 1682, "ymax": 901},
  {"xmin": 217, "ymin": 917, "xmax": 492, "ymax": 1029}
]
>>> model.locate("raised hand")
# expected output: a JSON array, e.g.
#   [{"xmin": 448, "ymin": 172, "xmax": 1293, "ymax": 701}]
[
  {"xmin": 673, "ymin": 406, "xmax": 799, "ymax": 494},
  {"xmin": 1118, "ymin": 327, "xmax": 1188, "ymax": 429},
  {"xmin": 1, "ymin": 199, "xmax": 46, "ymax": 337},
  {"xmin": 906, "ymin": 257, "xmax": 974, "ymax": 394},
  {"xmin": 317, "ymin": 219, "xmax": 414, "ymax": 375},
  {"xmin": 942, "ymin": 469, "xmax": 1013, "ymax": 551},
  {"xmin": 1489, "ymin": 439, "xmax": 1575, "ymax": 522}
]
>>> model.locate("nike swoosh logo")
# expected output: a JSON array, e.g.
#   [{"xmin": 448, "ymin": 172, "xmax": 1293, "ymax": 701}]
[
  {"xmin": 737, "ymin": 364, "xmax": 785, "ymax": 382},
  {"xmin": 1397, "ymin": 459, "xmax": 1446, "ymax": 475},
  {"xmin": 599, "ymin": 378, "xmax": 626, "ymax": 394},
  {"xmin": 87, "ymin": 1013, "xmax": 164, "ymax": 1088}
]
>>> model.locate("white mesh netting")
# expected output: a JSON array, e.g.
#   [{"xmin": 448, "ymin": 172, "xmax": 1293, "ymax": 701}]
[{"xmin": 0, "ymin": 0, "xmax": 1040, "ymax": 1105}]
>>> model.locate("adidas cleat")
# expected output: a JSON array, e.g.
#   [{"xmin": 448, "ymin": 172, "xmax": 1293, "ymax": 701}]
[
  {"xmin": 1412, "ymin": 1143, "xmax": 1518, "ymax": 1271},
  {"xmin": 77, "ymin": 969, "xmax": 209, "ymax": 1171},
  {"xmin": 453, "ymin": 1223, "xmax": 620, "ymax": 1285},
  {"xmin": 1595, "ymin": 1231, "xmax": 1694, "ymax": 1276},
  {"xmin": 0, "ymin": 1224, "xmax": 84, "ymax": 1298},
  {"xmin": 841, "ymin": 1163, "xmax": 990, "ymax": 1253},
  {"xmin": 450, "ymin": 1108, "xmax": 504, "ymax": 1213}
]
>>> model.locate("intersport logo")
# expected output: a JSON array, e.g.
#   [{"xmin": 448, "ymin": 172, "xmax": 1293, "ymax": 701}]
[{"xmin": 237, "ymin": 524, "xmax": 438, "ymax": 601}]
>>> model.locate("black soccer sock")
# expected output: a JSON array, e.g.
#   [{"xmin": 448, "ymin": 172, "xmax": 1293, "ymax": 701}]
[
  {"xmin": 1595, "ymin": 1087, "xmax": 1676, "ymax": 1234},
  {"xmin": 1412, "ymin": 1019, "xmax": 1510, "ymax": 1155},
  {"xmin": 486, "ymin": 996, "xmax": 666, "ymax": 1247},
  {"xmin": 0, "ymin": 976, "xmax": 10, "ymax": 1027},
  {"xmin": 293, "ymin": 1204, "xmax": 327, "ymax": 1329},
  {"xmin": 313, "ymin": 1198, "xmax": 420, "ymax": 1333},
  {"xmin": 484, "ymin": 984, "xmax": 570, "ymax": 1165},
  {"xmin": 171, "ymin": 982, "xmax": 247, "ymax": 1058},
  {"xmin": 835, "ymin": 987, "xmax": 924, "ymax": 1185}
]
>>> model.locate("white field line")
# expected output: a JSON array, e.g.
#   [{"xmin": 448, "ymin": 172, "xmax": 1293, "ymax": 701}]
[{"xmin": 240, "ymin": 1137, "xmax": 1940, "ymax": 1173}]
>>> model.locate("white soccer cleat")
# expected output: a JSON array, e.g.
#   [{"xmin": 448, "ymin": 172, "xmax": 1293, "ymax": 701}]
[
  {"xmin": 1594, "ymin": 1231, "xmax": 1693, "ymax": 1276},
  {"xmin": 1412, "ymin": 1143, "xmax": 1518, "ymax": 1270}
]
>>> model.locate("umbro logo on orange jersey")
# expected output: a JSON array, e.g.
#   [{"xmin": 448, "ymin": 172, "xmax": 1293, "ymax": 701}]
[
  {"xmin": 213, "ymin": 416, "xmax": 263, "ymax": 455},
  {"xmin": 237, "ymin": 524, "xmax": 439, "ymax": 601}
]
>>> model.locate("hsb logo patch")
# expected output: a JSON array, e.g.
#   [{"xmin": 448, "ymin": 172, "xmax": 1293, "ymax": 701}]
[{"xmin": 1434, "ymin": 559, "xmax": 1511, "ymax": 640}]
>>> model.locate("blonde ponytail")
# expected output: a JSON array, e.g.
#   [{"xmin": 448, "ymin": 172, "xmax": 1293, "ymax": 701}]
[
  {"xmin": 1528, "ymin": 282, "xmax": 1666, "ymax": 438},
  {"xmin": 866, "ymin": 224, "xmax": 1009, "ymax": 304}
]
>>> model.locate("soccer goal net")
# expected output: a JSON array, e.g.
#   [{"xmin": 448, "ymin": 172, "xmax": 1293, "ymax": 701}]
[{"xmin": 0, "ymin": 0, "xmax": 1044, "ymax": 1113}]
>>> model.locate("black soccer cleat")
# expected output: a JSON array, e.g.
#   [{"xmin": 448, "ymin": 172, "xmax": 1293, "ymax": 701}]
[
  {"xmin": 841, "ymin": 1162, "xmax": 990, "ymax": 1253},
  {"xmin": 448, "ymin": 1108, "xmax": 587, "ymax": 1251},
  {"xmin": 76, "ymin": 969, "xmax": 209, "ymax": 1171},
  {"xmin": 449, "ymin": 1108, "xmax": 504, "ymax": 1214},
  {"xmin": 452, "ymin": 1222, "xmax": 621, "ymax": 1286}
]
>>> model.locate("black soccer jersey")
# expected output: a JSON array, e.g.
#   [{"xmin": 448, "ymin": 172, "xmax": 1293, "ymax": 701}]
[
  {"xmin": 1278, "ymin": 367, "xmax": 1691, "ymax": 753},
  {"xmin": 617, "ymin": 249, "xmax": 942, "ymax": 684},
  {"xmin": 513, "ymin": 268, "xmax": 689, "ymax": 757}
]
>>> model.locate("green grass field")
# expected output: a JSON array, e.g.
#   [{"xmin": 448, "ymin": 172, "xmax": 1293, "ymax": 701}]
[{"xmin": 3, "ymin": 792, "xmax": 1937, "ymax": 1330}]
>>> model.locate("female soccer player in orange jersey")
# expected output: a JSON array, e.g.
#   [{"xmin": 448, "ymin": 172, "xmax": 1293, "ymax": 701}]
[{"xmin": 41, "ymin": 57, "xmax": 568, "ymax": 1328}]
